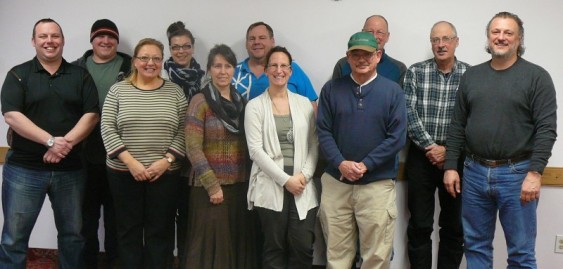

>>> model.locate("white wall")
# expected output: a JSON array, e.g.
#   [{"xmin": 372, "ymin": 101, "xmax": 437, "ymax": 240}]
[{"xmin": 1, "ymin": 0, "xmax": 563, "ymax": 268}]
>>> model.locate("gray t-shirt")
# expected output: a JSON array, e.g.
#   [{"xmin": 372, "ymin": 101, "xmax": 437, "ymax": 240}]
[{"xmin": 274, "ymin": 114, "xmax": 295, "ymax": 168}]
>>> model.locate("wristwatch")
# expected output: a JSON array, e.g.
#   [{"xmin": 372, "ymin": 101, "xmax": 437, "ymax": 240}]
[
  {"xmin": 165, "ymin": 156, "xmax": 174, "ymax": 164},
  {"xmin": 46, "ymin": 136, "xmax": 55, "ymax": 148}
]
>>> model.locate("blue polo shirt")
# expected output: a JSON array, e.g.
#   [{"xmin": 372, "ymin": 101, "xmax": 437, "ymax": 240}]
[{"xmin": 232, "ymin": 58, "xmax": 318, "ymax": 101}]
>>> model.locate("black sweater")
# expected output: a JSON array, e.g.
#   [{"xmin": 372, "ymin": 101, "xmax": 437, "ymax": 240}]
[{"xmin": 445, "ymin": 58, "xmax": 557, "ymax": 173}]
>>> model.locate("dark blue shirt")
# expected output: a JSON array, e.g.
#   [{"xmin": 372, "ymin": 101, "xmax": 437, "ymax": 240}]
[{"xmin": 317, "ymin": 74, "xmax": 407, "ymax": 184}]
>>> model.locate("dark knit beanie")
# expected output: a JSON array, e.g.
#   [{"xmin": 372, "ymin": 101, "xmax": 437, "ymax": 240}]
[{"xmin": 90, "ymin": 19, "xmax": 119, "ymax": 43}]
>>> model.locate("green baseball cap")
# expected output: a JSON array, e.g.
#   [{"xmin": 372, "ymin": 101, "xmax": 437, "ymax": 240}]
[{"xmin": 347, "ymin": 32, "xmax": 378, "ymax": 52}]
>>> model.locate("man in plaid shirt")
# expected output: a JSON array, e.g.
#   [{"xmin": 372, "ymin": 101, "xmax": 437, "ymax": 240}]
[{"xmin": 403, "ymin": 21, "xmax": 470, "ymax": 269}]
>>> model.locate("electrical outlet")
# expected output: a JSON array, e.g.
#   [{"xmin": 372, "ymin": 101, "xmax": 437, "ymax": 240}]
[{"xmin": 556, "ymin": 235, "xmax": 563, "ymax": 254}]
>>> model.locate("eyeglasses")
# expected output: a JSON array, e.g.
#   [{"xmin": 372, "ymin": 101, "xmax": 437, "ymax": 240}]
[
  {"xmin": 267, "ymin": 64, "xmax": 291, "ymax": 71},
  {"xmin": 135, "ymin": 56, "xmax": 163, "ymax": 63},
  {"xmin": 349, "ymin": 51, "xmax": 376, "ymax": 61},
  {"xmin": 430, "ymin": 36, "xmax": 457, "ymax": 44},
  {"xmin": 170, "ymin": 44, "xmax": 192, "ymax": 51},
  {"xmin": 363, "ymin": 29, "xmax": 387, "ymax": 37}
]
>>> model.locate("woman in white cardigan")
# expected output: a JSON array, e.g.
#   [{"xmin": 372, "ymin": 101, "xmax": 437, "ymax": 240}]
[{"xmin": 245, "ymin": 46, "xmax": 318, "ymax": 269}]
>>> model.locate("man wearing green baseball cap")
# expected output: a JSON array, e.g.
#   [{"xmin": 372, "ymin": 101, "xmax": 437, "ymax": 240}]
[{"xmin": 317, "ymin": 31, "xmax": 407, "ymax": 269}]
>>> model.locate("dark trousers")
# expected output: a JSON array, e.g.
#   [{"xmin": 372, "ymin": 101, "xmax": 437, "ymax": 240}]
[
  {"xmin": 406, "ymin": 146, "xmax": 463, "ymax": 269},
  {"xmin": 82, "ymin": 163, "xmax": 118, "ymax": 268},
  {"xmin": 107, "ymin": 168, "xmax": 180, "ymax": 269},
  {"xmin": 176, "ymin": 177, "xmax": 189, "ymax": 269},
  {"xmin": 255, "ymin": 189, "xmax": 316, "ymax": 269}
]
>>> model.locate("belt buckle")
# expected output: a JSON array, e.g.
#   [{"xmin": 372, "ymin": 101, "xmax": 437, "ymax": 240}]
[
  {"xmin": 485, "ymin": 159, "xmax": 500, "ymax": 167},
  {"xmin": 473, "ymin": 155, "xmax": 501, "ymax": 167}
]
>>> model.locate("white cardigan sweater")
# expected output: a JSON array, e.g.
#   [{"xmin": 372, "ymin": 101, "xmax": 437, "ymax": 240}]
[{"xmin": 245, "ymin": 89, "xmax": 318, "ymax": 220}]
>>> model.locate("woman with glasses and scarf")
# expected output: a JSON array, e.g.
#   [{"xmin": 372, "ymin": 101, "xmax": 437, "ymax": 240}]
[
  {"xmin": 101, "ymin": 38, "xmax": 187, "ymax": 269},
  {"xmin": 245, "ymin": 46, "xmax": 318, "ymax": 269},
  {"xmin": 162, "ymin": 21, "xmax": 205, "ymax": 102},
  {"xmin": 184, "ymin": 44, "xmax": 255, "ymax": 269},
  {"xmin": 162, "ymin": 21, "xmax": 205, "ymax": 268}
]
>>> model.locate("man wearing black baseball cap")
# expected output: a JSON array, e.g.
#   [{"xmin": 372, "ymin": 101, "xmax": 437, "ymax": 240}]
[
  {"xmin": 73, "ymin": 18, "xmax": 131, "ymax": 269},
  {"xmin": 317, "ymin": 32, "xmax": 407, "ymax": 269}
]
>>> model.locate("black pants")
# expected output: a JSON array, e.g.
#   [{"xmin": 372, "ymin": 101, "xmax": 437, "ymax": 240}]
[
  {"xmin": 176, "ymin": 176, "xmax": 189, "ymax": 269},
  {"xmin": 255, "ymin": 189, "xmax": 316, "ymax": 269},
  {"xmin": 107, "ymin": 168, "xmax": 180, "ymax": 269},
  {"xmin": 82, "ymin": 163, "xmax": 117, "ymax": 268},
  {"xmin": 406, "ymin": 146, "xmax": 464, "ymax": 269}
]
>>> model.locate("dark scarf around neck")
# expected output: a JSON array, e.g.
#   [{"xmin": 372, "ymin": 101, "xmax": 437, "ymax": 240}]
[
  {"xmin": 202, "ymin": 83, "xmax": 246, "ymax": 134},
  {"xmin": 163, "ymin": 57, "xmax": 205, "ymax": 101}
]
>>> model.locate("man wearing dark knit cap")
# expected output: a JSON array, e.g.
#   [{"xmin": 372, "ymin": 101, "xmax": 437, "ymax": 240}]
[{"xmin": 73, "ymin": 18, "xmax": 131, "ymax": 269}]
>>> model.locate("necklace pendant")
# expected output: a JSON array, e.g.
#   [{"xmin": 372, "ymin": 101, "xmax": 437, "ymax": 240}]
[{"xmin": 287, "ymin": 126, "xmax": 294, "ymax": 144}]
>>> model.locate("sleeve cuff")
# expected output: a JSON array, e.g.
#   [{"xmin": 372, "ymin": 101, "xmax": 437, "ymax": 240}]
[{"xmin": 108, "ymin": 146, "xmax": 127, "ymax": 159}]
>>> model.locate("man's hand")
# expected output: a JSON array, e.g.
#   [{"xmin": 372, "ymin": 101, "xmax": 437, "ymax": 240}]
[
  {"xmin": 43, "ymin": 151, "xmax": 62, "ymax": 164},
  {"xmin": 338, "ymin": 161, "xmax": 366, "ymax": 181},
  {"xmin": 43, "ymin": 137, "xmax": 72, "ymax": 164},
  {"xmin": 521, "ymin": 171, "xmax": 541, "ymax": 203},
  {"xmin": 425, "ymin": 144, "xmax": 446, "ymax": 167},
  {"xmin": 443, "ymin": 169, "xmax": 461, "ymax": 198}
]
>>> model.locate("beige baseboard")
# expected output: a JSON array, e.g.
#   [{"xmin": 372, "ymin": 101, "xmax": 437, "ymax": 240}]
[
  {"xmin": 0, "ymin": 146, "xmax": 561, "ymax": 186},
  {"xmin": 0, "ymin": 147, "xmax": 7, "ymax": 164},
  {"xmin": 394, "ymin": 160, "xmax": 562, "ymax": 186}
]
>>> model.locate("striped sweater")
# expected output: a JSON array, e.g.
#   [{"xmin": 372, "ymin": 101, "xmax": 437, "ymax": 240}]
[
  {"xmin": 185, "ymin": 93, "xmax": 248, "ymax": 195},
  {"xmin": 101, "ymin": 80, "xmax": 188, "ymax": 171}
]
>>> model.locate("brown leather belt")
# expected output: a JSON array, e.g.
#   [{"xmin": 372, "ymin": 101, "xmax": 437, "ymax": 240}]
[{"xmin": 469, "ymin": 154, "xmax": 531, "ymax": 168}]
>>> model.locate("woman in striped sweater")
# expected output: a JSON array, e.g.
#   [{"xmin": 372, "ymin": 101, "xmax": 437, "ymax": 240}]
[
  {"xmin": 184, "ymin": 44, "xmax": 255, "ymax": 269},
  {"xmin": 101, "ymin": 38, "xmax": 187, "ymax": 269}
]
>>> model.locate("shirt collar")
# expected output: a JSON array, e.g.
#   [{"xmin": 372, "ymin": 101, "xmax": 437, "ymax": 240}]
[
  {"xmin": 32, "ymin": 57, "xmax": 69, "ymax": 75},
  {"xmin": 240, "ymin": 58, "xmax": 252, "ymax": 73},
  {"xmin": 350, "ymin": 73, "xmax": 378, "ymax": 87},
  {"xmin": 431, "ymin": 57, "xmax": 460, "ymax": 73}
]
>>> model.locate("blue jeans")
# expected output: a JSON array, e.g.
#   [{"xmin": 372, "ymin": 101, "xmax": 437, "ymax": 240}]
[
  {"xmin": 462, "ymin": 157, "xmax": 537, "ymax": 269},
  {"xmin": 0, "ymin": 163, "xmax": 86, "ymax": 269}
]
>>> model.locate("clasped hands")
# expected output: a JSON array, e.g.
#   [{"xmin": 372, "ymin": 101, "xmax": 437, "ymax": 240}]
[
  {"xmin": 127, "ymin": 158, "xmax": 171, "ymax": 182},
  {"xmin": 339, "ymin": 160, "xmax": 367, "ymax": 182},
  {"xmin": 43, "ymin": 136, "xmax": 72, "ymax": 164},
  {"xmin": 285, "ymin": 173, "xmax": 307, "ymax": 196}
]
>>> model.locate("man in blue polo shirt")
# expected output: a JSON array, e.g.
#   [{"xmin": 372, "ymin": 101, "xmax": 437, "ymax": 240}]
[{"xmin": 232, "ymin": 21, "xmax": 318, "ymax": 111}]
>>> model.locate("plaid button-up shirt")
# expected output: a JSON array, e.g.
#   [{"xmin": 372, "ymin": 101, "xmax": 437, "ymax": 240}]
[{"xmin": 403, "ymin": 58, "xmax": 471, "ymax": 149}]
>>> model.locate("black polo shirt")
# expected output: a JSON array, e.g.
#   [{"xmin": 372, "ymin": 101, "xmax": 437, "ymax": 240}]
[{"xmin": 1, "ymin": 57, "xmax": 99, "ymax": 171}]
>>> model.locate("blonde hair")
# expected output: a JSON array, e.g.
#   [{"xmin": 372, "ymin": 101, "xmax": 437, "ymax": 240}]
[{"xmin": 127, "ymin": 38, "xmax": 164, "ymax": 83}]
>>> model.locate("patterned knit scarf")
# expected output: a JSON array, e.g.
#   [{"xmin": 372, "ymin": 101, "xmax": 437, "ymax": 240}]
[
  {"xmin": 202, "ymin": 83, "xmax": 246, "ymax": 135},
  {"xmin": 163, "ymin": 57, "xmax": 205, "ymax": 102}
]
